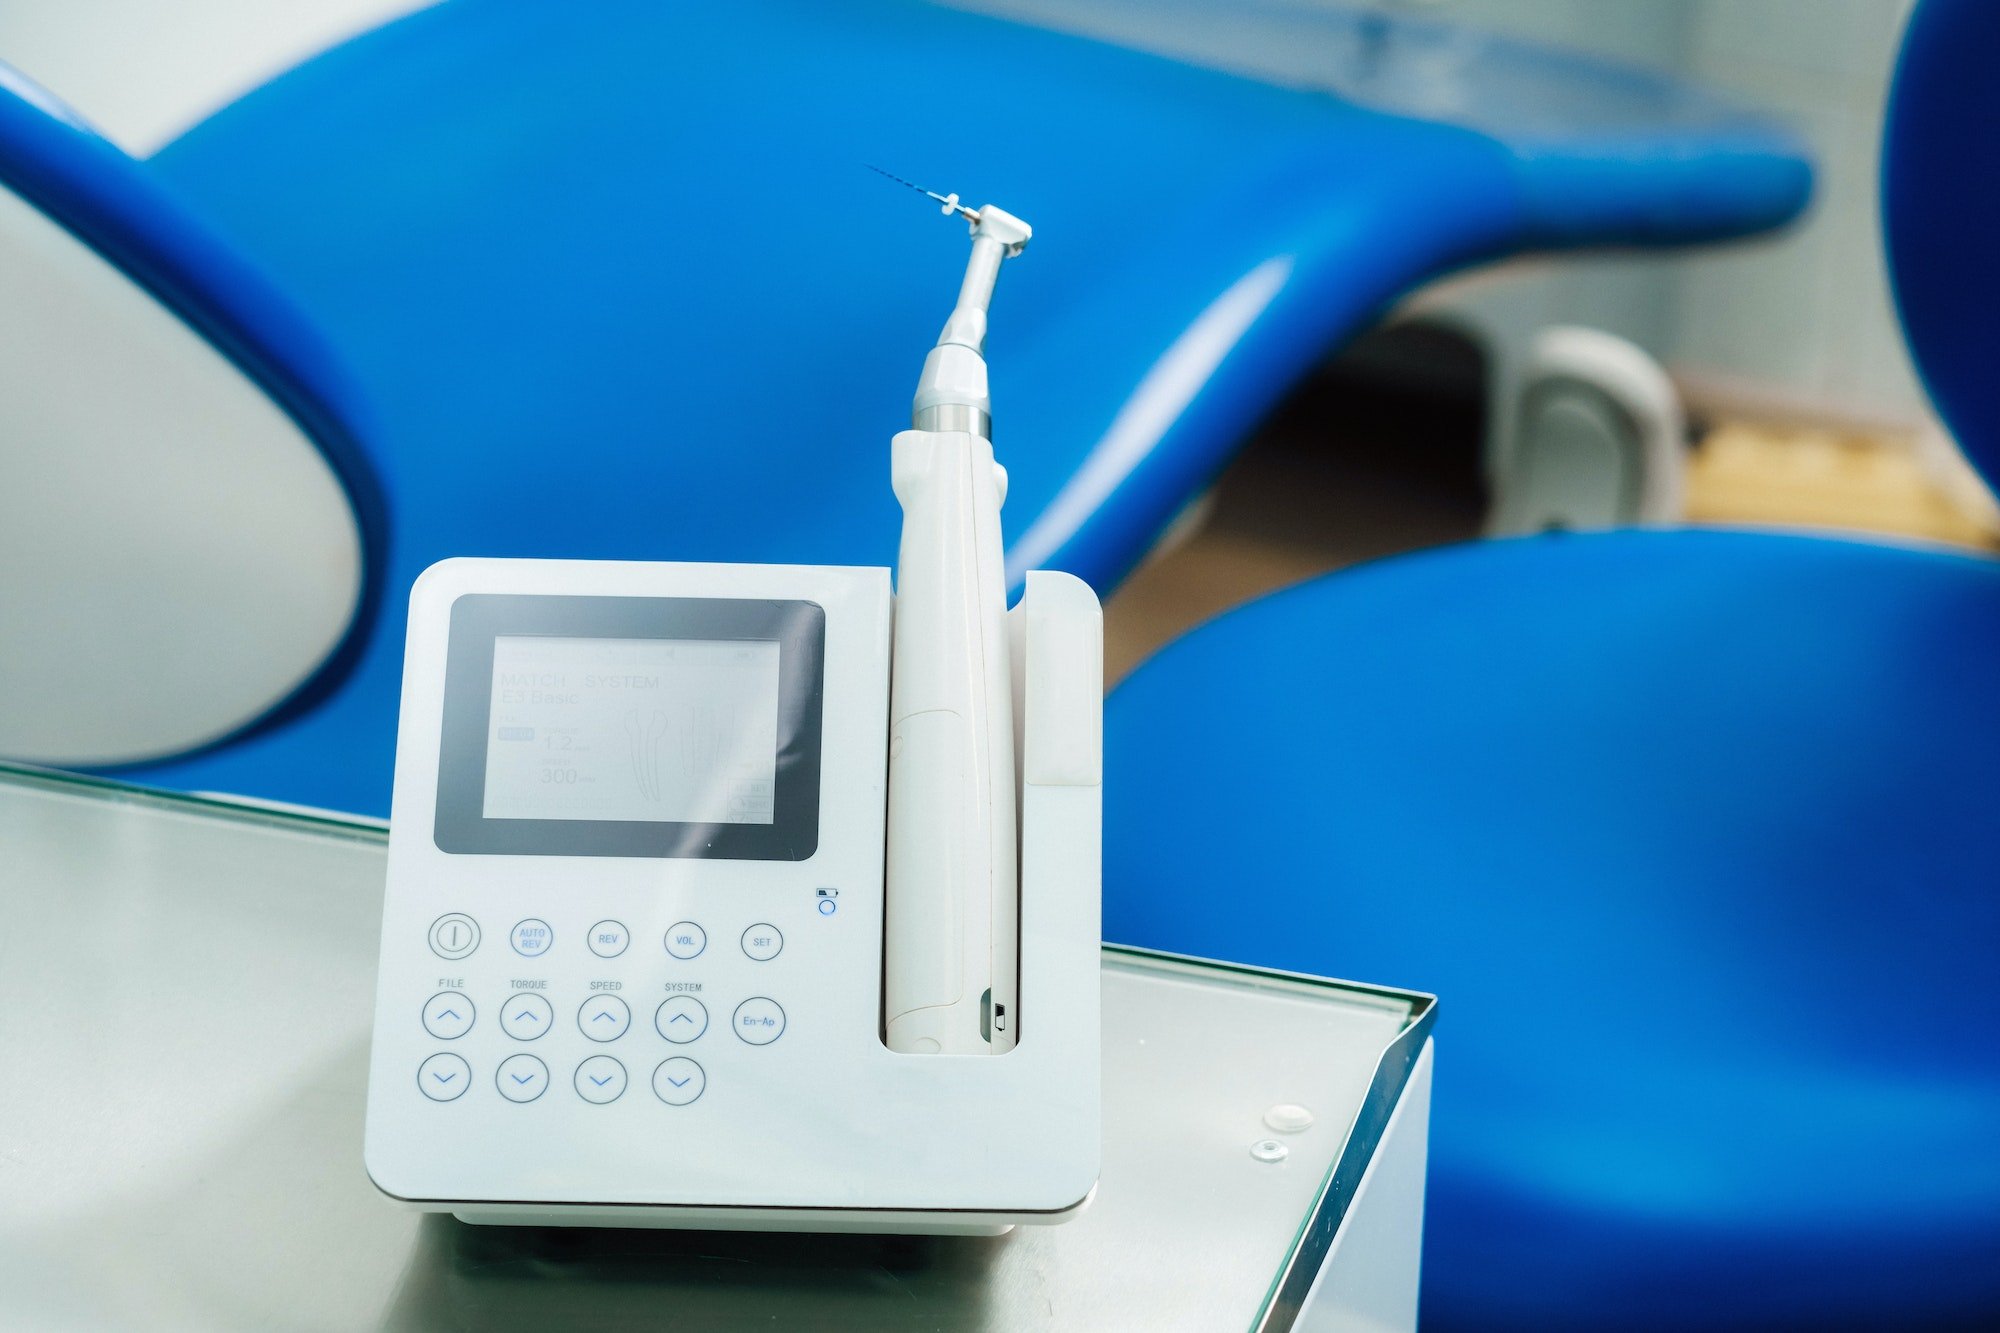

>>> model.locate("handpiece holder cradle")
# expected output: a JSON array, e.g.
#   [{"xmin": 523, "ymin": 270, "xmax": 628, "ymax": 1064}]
[{"xmin": 457, "ymin": 570, "xmax": 1102, "ymax": 1233}]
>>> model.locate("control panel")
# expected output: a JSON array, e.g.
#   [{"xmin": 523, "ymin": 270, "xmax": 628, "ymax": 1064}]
[
  {"xmin": 365, "ymin": 558, "xmax": 892, "ymax": 1209},
  {"xmin": 405, "ymin": 907, "xmax": 807, "ymax": 1112}
]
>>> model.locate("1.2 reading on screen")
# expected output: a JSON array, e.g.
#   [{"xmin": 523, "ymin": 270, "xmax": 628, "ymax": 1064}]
[{"xmin": 481, "ymin": 635, "xmax": 782, "ymax": 824}]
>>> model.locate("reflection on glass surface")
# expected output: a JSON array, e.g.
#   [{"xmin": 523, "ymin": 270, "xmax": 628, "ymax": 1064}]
[
  {"xmin": 0, "ymin": 764, "xmax": 1433, "ymax": 1331},
  {"xmin": 483, "ymin": 636, "xmax": 781, "ymax": 824}
]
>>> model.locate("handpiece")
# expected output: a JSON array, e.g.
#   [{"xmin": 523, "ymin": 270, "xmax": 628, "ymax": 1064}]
[{"xmin": 880, "ymin": 174, "xmax": 1032, "ymax": 1055}]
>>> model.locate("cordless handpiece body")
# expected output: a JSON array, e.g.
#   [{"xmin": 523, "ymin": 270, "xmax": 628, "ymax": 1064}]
[{"xmin": 884, "ymin": 203, "xmax": 1032, "ymax": 1055}]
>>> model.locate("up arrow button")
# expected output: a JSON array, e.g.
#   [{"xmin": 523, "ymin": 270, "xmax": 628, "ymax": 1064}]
[{"xmin": 422, "ymin": 991, "xmax": 476, "ymax": 1040}]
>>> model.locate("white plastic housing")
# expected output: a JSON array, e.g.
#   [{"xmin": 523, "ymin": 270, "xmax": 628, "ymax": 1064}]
[
  {"xmin": 885, "ymin": 427, "xmax": 1019, "ymax": 1055},
  {"xmin": 1487, "ymin": 325, "xmax": 1686, "ymax": 535},
  {"xmin": 0, "ymin": 179, "xmax": 362, "ymax": 765},
  {"xmin": 365, "ymin": 558, "xmax": 1101, "ymax": 1231}
]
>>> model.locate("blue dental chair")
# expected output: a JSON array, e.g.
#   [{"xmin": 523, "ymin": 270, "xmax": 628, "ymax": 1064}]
[
  {"xmin": 1, "ymin": 0, "xmax": 1809, "ymax": 815},
  {"xmin": 1102, "ymin": 1, "xmax": 2000, "ymax": 1327}
]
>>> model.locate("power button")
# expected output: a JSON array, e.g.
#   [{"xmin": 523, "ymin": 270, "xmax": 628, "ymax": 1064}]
[{"xmin": 429, "ymin": 913, "xmax": 480, "ymax": 960}]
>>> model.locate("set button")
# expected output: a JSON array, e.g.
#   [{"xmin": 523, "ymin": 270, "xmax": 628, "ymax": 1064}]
[
  {"xmin": 664, "ymin": 921, "xmax": 706, "ymax": 959},
  {"xmin": 500, "ymin": 993, "xmax": 554, "ymax": 1040},
  {"xmin": 652, "ymin": 1057, "xmax": 706, "ymax": 1106},
  {"xmin": 511, "ymin": 919, "xmax": 553, "ymax": 957},
  {"xmin": 733, "ymin": 997, "xmax": 785, "ymax": 1045},
  {"xmin": 421, "ymin": 992, "xmax": 475, "ymax": 1040},
  {"xmin": 655, "ymin": 996, "xmax": 708, "ymax": 1043},
  {"xmin": 428, "ymin": 913, "xmax": 479, "ymax": 960},
  {"xmin": 496, "ymin": 1054, "xmax": 548, "ymax": 1102},
  {"xmin": 577, "ymin": 994, "xmax": 631, "ymax": 1041},
  {"xmin": 417, "ymin": 1052, "xmax": 470, "ymax": 1101},
  {"xmin": 741, "ymin": 924, "xmax": 783, "ymax": 961},
  {"xmin": 575, "ymin": 1056, "xmax": 627, "ymax": 1104},
  {"xmin": 587, "ymin": 920, "xmax": 630, "ymax": 958}
]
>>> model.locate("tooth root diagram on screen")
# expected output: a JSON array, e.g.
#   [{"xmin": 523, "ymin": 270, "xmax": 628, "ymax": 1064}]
[{"xmin": 624, "ymin": 708, "xmax": 668, "ymax": 802}]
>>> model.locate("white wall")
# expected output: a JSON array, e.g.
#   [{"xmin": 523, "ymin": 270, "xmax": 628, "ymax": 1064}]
[
  {"xmin": 1412, "ymin": 0, "xmax": 1923, "ymax": 427},
  {"xmin": 957, "ymin": 0, "xmax": 1925, "ymax": 429},
  {"xmin": 0, "ymin": 0, "xmax": 434, "ymax": 154}
]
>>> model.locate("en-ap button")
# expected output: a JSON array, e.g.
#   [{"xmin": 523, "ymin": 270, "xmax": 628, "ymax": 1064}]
[{"xmin": 732, "ymin": 997, "xmax": 785, "ymax": 1045}]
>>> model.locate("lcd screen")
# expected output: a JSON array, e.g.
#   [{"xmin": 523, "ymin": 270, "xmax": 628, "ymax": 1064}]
[{"xmin": 481, "ymin": 635, "xmax": 781, "ymax": 824}]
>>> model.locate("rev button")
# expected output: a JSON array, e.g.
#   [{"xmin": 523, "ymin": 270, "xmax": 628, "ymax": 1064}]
[
  {"xmin": 587, "ymin": 920, "xmax": 630, "ymax": 959},
  {"xmin": 510, "ymin": 919, "xmax": 554, "ymax": 958}
]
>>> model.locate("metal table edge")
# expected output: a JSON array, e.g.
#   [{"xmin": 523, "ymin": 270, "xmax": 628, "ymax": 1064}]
[{"xmin": 1101, "ymin": 944, "xmax": 1439, "ymax": 1332}]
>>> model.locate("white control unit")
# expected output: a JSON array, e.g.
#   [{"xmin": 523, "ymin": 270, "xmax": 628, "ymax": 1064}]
[{"xmin": 365, "ymin": 556, "xmax": 1103, "ymax": 1232}]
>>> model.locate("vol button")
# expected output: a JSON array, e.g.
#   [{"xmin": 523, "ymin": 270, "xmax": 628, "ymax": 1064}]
[
  {"xmin": 428, "ymin": 913, "xmax": 479, "ymax": 960},
  {"xmin": 664, "ymin": 921, "xmax": 706, "ymax": 960}
]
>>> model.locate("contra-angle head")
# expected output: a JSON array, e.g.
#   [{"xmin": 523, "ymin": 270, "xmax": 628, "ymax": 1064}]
[{"xmin": 870, "ymin": 167, "xmax": 1032, "ymax": 439}]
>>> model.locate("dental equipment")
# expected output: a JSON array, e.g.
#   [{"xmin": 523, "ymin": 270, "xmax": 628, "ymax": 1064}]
[
  {"xmin": 361, "ymin": 183, "xmax": 1102, "ymax": 1232},
  {"xmin": 884, "ymin": 182, "xmax": 1033, "ymax": 1055}
]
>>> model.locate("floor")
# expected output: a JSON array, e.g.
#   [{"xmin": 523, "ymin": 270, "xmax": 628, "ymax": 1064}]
[
  {"xmin": 1101, "ymin": 346, "xmax": 1487, "ymax": 683},
  {"xmin": 1100, "ymin": 335, "xmax": 2000, "ymax": 686}
]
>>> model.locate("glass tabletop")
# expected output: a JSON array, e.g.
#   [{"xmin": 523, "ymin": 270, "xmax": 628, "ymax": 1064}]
[{"xmin": 0, "ymin": 764, "xmax": 1432, "ymax": 1331}]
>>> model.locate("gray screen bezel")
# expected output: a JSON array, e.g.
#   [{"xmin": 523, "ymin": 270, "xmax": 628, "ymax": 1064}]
[{"xmin": 433, "ymin": 593, "xmax": 825, "ymax": 860}]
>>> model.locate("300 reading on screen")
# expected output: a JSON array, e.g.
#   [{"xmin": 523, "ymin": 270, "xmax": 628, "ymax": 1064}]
[{"xmin": 482, "ymin": 635, "xmax": 781, "ymax": 824}]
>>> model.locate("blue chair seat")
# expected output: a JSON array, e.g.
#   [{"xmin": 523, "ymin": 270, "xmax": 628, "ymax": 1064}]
[
  {"xmin": 1103, "ymin": 529, "xmax": 2000, "ymax": 1329},
  {"xmin": 95, "ymin": 0, "xmax": 1806, "ymax": 814}
]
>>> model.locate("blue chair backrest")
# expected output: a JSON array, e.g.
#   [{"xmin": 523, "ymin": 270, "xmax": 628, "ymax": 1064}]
[
  {"xmin": 7, "ymin": 1, "xmax": 1811, "ymax": 811},
  {"xmin": 1885, "ymin": 0, "xmax": 2000, "ymax": 481},
  {"xmin": 0, "ymin": 64, "xmax": 382, "ymax": 768}
]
